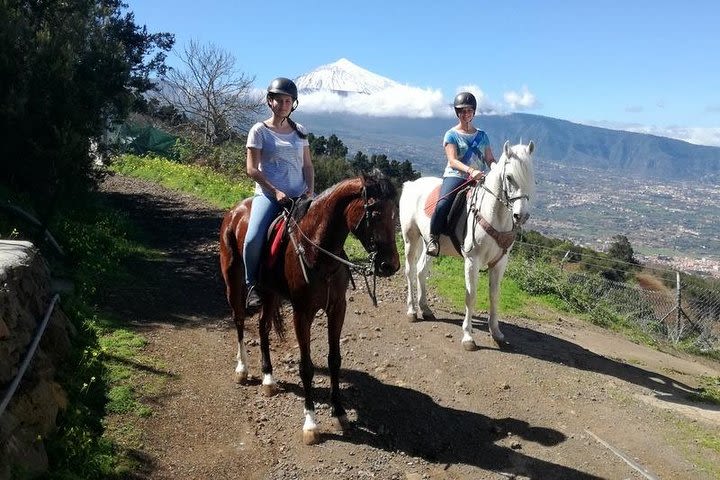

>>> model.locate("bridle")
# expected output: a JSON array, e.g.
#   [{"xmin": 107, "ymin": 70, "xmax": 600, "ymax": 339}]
[
  {"xmin": 474, "ymin": 149, "xmax": 530, "ymax": 219},
  {"xmin": 282, "ymin": 184, "xmax": 387, "ymax": 306},
  {"xmin": 464, "ymin": 148, "xmax": 531, "ymax": 263}
]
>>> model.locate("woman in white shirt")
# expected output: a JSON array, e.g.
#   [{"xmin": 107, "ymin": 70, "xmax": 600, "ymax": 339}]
[{"xmin": 244, "ymin": 77, "xmax": 315, "ymax": 312}]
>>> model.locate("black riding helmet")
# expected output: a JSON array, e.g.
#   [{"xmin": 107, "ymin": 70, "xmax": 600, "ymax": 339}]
[
  {"xmin": 267, "ymin": 77, "xmax": 298, "ymax": 100},
  {"xmin": 453, "ymin": 92, "xmax": 477, "ymax": 116}
]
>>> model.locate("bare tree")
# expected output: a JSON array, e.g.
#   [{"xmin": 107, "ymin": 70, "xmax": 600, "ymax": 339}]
[{"xmin": 158, "ymin": 40, "xmax": 263, "ymax": 145}]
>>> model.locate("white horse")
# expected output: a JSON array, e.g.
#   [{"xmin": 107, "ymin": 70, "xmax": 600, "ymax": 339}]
[{"xmin": 399, "ymin": 141, "xmax": 536, "ymax": 350}]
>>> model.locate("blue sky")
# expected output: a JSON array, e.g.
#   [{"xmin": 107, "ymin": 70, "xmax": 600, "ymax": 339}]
[{"xmin": 126, "ymin": 0, "xmax": 720, "ymax": 146}]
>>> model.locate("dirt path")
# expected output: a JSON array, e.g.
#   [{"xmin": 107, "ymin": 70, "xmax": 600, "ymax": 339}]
[{"xmin": 99, "ymin": 174, "xmax": 720, "ymax": 480}]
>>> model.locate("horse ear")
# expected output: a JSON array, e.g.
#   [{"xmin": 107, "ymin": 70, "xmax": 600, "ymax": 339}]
[
  {"xmin": 503, "ymin": 140, "xmax": 511, "ymax": 157},
  {"xmin": 528, "ymin": 141, "xmax": 535, "ymax": 155}
]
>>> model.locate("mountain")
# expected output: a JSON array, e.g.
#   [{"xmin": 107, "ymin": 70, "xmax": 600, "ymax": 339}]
[
  {"xmin": 293, "ymin": 112, "xmax": 720, "ymax": 181},
  {"xmin": 295, "ymin": 58, "xmax": 399, "ymax": 95},
  {"xmin": 290, "ymin": 59, "xmax": 720, "ymax": 181}
]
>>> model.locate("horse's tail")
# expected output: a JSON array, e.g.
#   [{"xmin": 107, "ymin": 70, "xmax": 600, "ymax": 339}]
[
  {"xmin": 221, "ymin": 220, "xmax": 239, "ymax": 269},
  {"xmin": 270, "ymin": 306, "xmax": 286, "ymax": 340}
]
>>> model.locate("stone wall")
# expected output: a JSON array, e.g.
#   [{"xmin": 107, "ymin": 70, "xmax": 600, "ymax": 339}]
[{"xmin": 0, "ymin": 241, "xmax": 74, "ymax": 480}]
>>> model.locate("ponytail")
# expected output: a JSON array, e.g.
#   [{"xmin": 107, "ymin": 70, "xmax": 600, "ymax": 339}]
[{"xmin": 286, "ymin": 117, "xmax": 307, "ymax": 139}]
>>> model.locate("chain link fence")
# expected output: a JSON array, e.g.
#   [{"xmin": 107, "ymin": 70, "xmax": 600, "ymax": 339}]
[{"xmin": 508, "ymin": 258, "xmax": 720, "ymax": 352}]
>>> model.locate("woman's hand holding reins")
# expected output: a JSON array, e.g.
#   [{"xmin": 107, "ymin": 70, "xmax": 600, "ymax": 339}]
[{"xmin": 468, "ymin": 167, "xmax": 485, "ymax": 182}]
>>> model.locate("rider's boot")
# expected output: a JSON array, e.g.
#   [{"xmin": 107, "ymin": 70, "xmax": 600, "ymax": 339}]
[
  {"xmin": 426, "ymin": 234, "xmax": 440, "ymax": 257},
  {"xmin": 246, "ymin": 285, "xmax": 262, "ymax": 313}
]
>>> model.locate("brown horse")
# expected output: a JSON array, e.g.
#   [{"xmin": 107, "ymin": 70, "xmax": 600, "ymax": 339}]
[{"xmin": 219, "ymin": 171, "xmax": 400, "ymax": 444}]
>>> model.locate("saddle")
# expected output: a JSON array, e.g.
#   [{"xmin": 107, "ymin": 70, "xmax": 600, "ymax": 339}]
[
  {"xmin": 424, "ymin": 182, "xmax": 517, "ymax": 267},
  {"xmin": 265, "ymin": 197, "xmax": 313, "ymax": 269},
  {"xmin": 424, "ymin": 184, "xmax": 474, "ymax": 255}
]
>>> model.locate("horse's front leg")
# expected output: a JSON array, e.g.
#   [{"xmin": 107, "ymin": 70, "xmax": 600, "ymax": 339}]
[
  {"xmin": 259, "ymin": 295, "xmax": 280, "ymax": 396},
  {"xmin": 488, "ymin": 256, "xmax": 510, "ymax": 348},
  {"xmin": 404, "ymin": 235, "xmax": 419, "ymax": 321},
  {"xmin": 462, "ymin": 255, "xmax": 482, "ymax": 351},
  {"xmin": 294, "ymin": 310, "xmax": 319, "ymax": 445},
  {"xmin": 416, "ymin": 249, "xmax": 435, "ymax": 321},
  {"xmin": 404, "ymin": 232, "xmax": 433, "ymax": 321},
  {"xmin": 326, "ymin": 296, "xmax": 350, "ymax": 433}
]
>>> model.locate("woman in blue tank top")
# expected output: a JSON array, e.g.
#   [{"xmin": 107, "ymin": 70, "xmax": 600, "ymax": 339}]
[{"xmin": 426, "ymin": 92, "xmax": 496, "ymax": 256}]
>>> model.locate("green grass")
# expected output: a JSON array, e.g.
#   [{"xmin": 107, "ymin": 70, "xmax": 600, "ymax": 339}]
[
  {"xmin": 671, "ymin": 414, "xmax": 720, "ymax": 478},
  {"xmin": 99, "ymin": 329, "xmax": 155, "ymax": 417},
  {"xmin": 428, "ymin": 255, "xmax": 531, "ymax": 316},
  {"xmin": 111, "ymin": 154, "xmax": 253, "ymax": 209},
  {"xmin": 22, "ymin": 189, "xmax": 170, "ymax": 479},
  {"xmin": 689, "ymin": 376, "xmax": 720, "ymax": 406}
]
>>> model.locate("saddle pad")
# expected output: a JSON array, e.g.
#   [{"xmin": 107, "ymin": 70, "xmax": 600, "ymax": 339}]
[
  {"xmin": 266, "ymin": 217, "xmax": 286, "ymax": 268},
  {"xmin": 423, "ymin": 186, "xmax": 441, "ymax": 217}
]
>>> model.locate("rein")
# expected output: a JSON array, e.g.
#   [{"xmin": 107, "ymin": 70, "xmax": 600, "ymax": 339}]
[
  {"xmin": 426, "ymin": 176, "xmax": 476, "ymax": 211},
  {"xmin": 280, "ymin": 188, "xmax": 382, "ymax": 307}
]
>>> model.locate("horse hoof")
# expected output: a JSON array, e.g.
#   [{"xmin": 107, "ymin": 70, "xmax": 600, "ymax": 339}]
[
  {"xmin": 261, "ymin": 383, "xmax": 280, "ymax": 397},
  {"xmin": 407, "ymin": 313, "xmax": 418, "ymax": 323},
  {"xmin": 234, "ymin": 371, "xmax": 248, "ymax": 384},
  {"xmin": 421, "ymin": 312, "xmax": 436, "ymax": 321},
  {"xmin": 331, "ymin": 414, "xmax": 351, "ymax": 433},
  {"xmin": 494, "ymin": 338, "xmax": 513, "ymax": 350},
  {"xmin": 303, "ymin": 429, "xmax": 321, "ymax": 445},
  {"xmin": 462, "ymin": 340, "xmax": 479, "ymax": 351}
]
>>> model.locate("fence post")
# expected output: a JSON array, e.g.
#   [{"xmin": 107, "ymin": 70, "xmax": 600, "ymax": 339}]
[
  {"xmin": 561, "ymin": 250, "xmax": 570, "ymax": 271},
  {"xmin": 675, "ymin": 271, "xmax": 683, "ymax": 340}
]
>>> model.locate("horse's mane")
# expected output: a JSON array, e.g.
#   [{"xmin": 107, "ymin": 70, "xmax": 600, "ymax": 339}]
[{"xmin": 313, "ymin": 170, "xmax": 397, "ymax": 204}]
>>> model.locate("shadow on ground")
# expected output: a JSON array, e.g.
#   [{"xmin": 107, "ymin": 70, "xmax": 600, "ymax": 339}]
[
  {"xmin": 279, "ymin": 368, "xmax": 603, "ymax": 480},
  {"xmin": 423, "ymin": 312, "xmax": 711, "ymax": 413},
  {"xmin": 99, "ymin": 181, "xmax": 228, "ymax": 326}
]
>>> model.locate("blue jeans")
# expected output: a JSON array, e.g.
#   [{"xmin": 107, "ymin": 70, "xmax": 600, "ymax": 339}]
[
  {"xmin": 243, "ymin": 194, "xmax": 281, "ymax": 287},
  {"xmin": 430, "ymin": 176, "xmax": 466, "ymax": 236}
]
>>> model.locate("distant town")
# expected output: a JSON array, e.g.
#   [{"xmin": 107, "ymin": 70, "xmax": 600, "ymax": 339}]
[{"xmin": 530, "ymin": 162, "xmax": 720, "ymax": 278}]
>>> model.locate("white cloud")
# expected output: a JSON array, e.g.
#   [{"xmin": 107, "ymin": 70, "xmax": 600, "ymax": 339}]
[
  {"xmin": 454, "ymin": 84, "xmax": 499, "ymax": 114},
  {"xmin": 300, "ymin": 85, "xmax": 449, "ymax": 118},
  {"xmin": 297, "ymin": 83, "xmax": 513, "ymax": 118},
  {"xmin": 584, "ymin": 120, "xmax": 720, "ymax": 147},
  {"xmin": 631, "ymin": 126, "xmax": 720, "ymax": 147},
  {"xmin": 503, "ymin": 86, "xmax": 538, "ymax": 110}
]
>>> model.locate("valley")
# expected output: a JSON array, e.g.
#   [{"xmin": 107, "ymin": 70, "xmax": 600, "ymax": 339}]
[{"xmin": 531, "ymin": 161, "xmax": 720, "ymax": 276}]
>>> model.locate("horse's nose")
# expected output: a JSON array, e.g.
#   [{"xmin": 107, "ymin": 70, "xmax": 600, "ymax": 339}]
[
  {"xmin": 377, "ymin": 260, "xmax": 400, "ymax": 277},
  {"xmin": 514, "ymin": 212, "xmax": 530, "ymax": 225}
]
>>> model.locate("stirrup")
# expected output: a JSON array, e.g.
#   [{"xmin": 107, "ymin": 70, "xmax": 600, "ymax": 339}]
[{"xmin": 246, "ymin": 285, "xmax": 262, "ymax": 313}]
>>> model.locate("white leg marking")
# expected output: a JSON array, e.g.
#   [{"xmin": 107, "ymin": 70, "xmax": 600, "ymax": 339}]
[
  {"xmin": 417, "ymin": 250, "xmax": 433, "ymax": 317},
  {"xmin": 235, "ymin": 341, "xmax": 248, "ymax": 376},
  {"xmin": 262, "ymin": 373, "xmax": 275, "ymax": 386},
  {"xmin": 303, "ymin": 408, "xmax": 318, "ymax": 432}
]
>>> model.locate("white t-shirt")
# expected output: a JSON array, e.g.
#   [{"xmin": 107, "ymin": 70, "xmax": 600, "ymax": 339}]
[{"xmin": 246, "ymin": 121, "xmax": 310, "ymax": 197}]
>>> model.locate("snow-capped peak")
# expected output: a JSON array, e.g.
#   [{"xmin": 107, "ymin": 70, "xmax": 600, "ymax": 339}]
[{"xmin": 295, "ymin": 58, "xmax": 399, "ymax": 95}]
